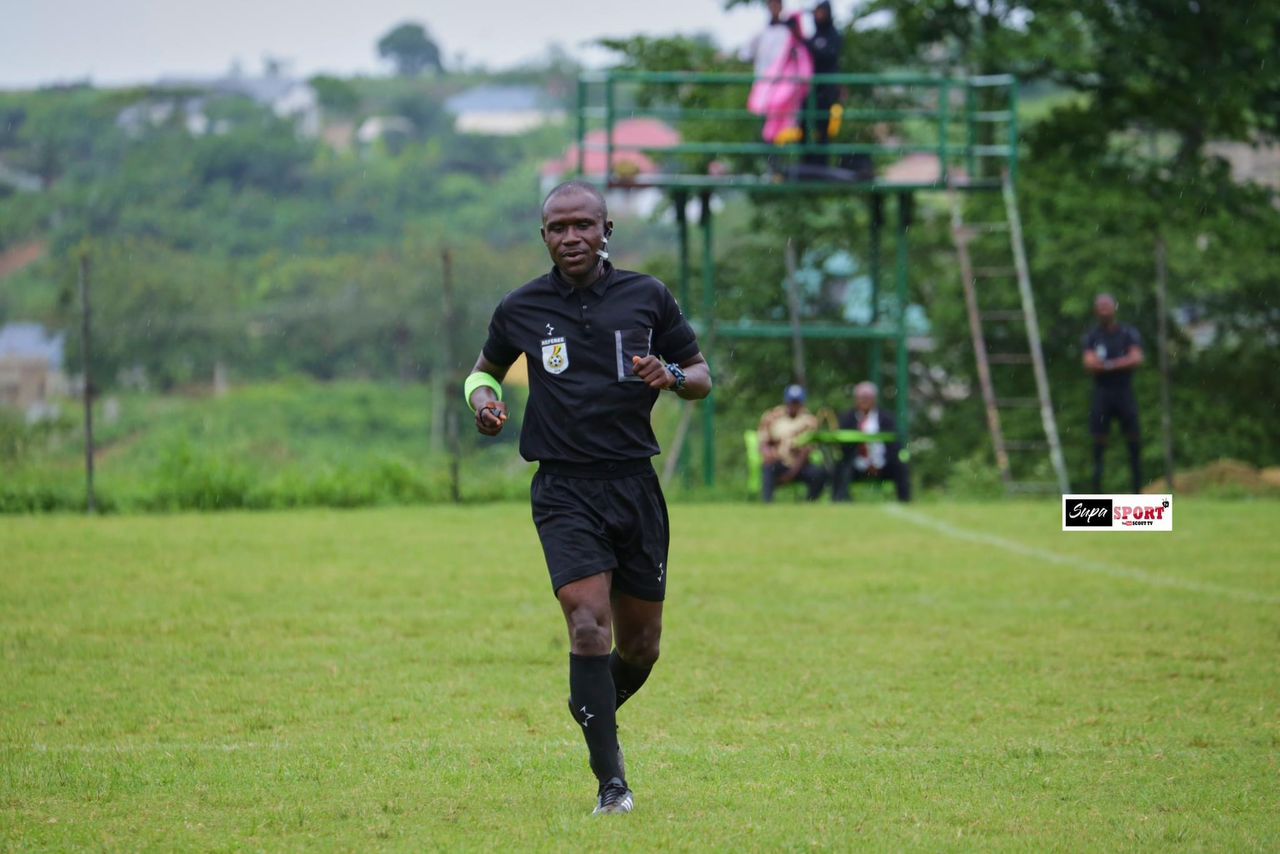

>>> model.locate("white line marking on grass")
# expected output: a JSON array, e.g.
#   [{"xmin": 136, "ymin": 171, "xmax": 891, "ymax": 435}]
[
  {"xmin": 883, "ymin": 505, "xmax": 1280, "ymax": 605},
  {"xmin": 25, "ymin": 741, "xmax": 283, "ymax": 753},
  {"xmin": 10, "ymin": 740, "xmax": 1266, "ymax": 760},
  {"xmin": 16, "ymin": 739, "xmax": 436, "ymax": 754}
]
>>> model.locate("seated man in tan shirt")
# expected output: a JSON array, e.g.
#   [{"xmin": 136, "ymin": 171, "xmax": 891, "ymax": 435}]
[{"xmin": 757, "ymin": 384, "xmax": 827, "ymax": 502}]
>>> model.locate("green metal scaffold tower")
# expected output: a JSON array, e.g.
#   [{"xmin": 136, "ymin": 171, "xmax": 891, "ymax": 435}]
[{"xmin": 573, "ymin": 71, "xmax": 1068, "ymax": 493}]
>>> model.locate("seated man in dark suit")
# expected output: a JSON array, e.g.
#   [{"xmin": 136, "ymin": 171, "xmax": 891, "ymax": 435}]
[{"xmin": 832, "ymin": 381, "xmax": 910, "ymax": 502}]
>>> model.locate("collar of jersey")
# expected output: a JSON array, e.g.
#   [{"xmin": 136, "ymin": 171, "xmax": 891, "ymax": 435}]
[{"xmin": 549, "ymin": 261, "xmax": 615, "ymax": 299}]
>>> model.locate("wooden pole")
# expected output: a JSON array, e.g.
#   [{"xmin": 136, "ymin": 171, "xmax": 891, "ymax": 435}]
[
  {"xmin": 428, "ymin": 258, "xmax": 445, "ymax": 456},
  {"xmin": 950, "ymin": 189, "xmax": 1009, "ymax": 483},
  {"xmin": 699, "ymin": 192, "xmax": 716, "ymax": 487},
  {"xmin": 1155, "ymin": 236, "xmax": 1174, "ymax": 490},
  {"xmin": 868, "ymin": 195, "xmax": 883, "ymax": 389},
  {"xmin": 783, "ymin": 238, "xmax": 807, "ymax": 386},
  {"xmin": 1004, "ymin": 173, "xmax": 1070, "ymax": 493},
  {"xmin": 78, "ymin": 250, "xmax": 96, "ymax": 514},
  {"xmin": 661, "ymin": 402, "xmax": 696, "ymax": 489},
  {"xmin": 674, "ymin": 190, "xmax": 691, "ymax": 484},
  {"xmin": 440, "ymin": 247, "xmax": 461, "ymax": 504}
]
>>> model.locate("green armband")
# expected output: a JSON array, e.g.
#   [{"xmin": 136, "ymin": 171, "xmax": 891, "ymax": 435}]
[{"xmin": 464, "ymin": 372, "xmax": 503, "ymax": 412}]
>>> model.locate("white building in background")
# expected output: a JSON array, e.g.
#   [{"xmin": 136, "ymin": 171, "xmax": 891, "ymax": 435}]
[
  {"xmin": 0, "ymin": 322, "xmax": 67, "ymax": 422},
  {"xmin": 116, "ymin": 96, "xmax": 218, "ymax": 137},
  {"xmin": 120, "ymin": 64, "xmax": 321, "ymax": 138},
  {"xmin": 444, "ymin": 85, "xmax": 564, "ymax": 136},
  {"xmin": 356, "ymin": 115, "xmax": 416, "ymax": 147},
  {"xmin": 0, "ymin": 159, "xmax": 42, "ymax": 193},
  {"xmin": 1206, "ymin": 141, "xmax": 1280, "ymax": 190}
]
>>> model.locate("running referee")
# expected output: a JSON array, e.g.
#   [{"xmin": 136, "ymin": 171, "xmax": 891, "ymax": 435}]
[{"xmin": 465, "ymin": 181, "xmax": 712, "ymax": 816}]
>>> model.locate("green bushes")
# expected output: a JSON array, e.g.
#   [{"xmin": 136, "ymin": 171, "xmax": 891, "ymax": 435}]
[
  {"xmin": 142, "ymin": 441, "xmax": 447, "ymax": 510},
  {"xmin": 0, "ymin": 442, "xmax": 525, "ymax": 513},
  {"xmin": 0, "ymin": 477, "xmax": 89, "ymax": 513},
  {"xmin": 0, "ymin": 381, "xmax": 532, "ymax": 513}
]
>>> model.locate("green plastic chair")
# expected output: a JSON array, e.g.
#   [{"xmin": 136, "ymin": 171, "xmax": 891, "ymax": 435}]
[
  {"xmin": 748, "ymin": 429, "xmax": 908, "ymax": 502},
  {"xmin": 744, "ymin": 429, "xmax": 762, "ymax": 498}
]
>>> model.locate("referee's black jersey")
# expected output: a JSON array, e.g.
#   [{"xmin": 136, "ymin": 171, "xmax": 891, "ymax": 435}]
[
  {"xmin": 482, "ymin": 262, "xmax": 700, "ymax": 464},
  {"xmin": 1083, "ymin": 324, "xmax": 1142, "ymax": 391}
]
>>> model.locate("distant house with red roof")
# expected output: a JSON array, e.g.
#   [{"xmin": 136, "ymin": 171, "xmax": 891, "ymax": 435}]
[{"xmin": 541, "ymin": 118, "xmax": 680, "ymax": 217}]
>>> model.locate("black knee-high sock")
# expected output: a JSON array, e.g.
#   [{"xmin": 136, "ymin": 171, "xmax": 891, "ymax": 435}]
[
  {"xmin": 568, "ymin": 653, "xmax": 622, "ymax": 783},
  {"xmin": 1092, "ymin": 443, "xmax": 1106, "ymax": 492},
  {"xmin": 1127, "ymin": 439, "xmax": 1142, "ymax": 492},
  {"xmin": 609, "ymin": 649, "xmax": 653, "ymax": 711}
]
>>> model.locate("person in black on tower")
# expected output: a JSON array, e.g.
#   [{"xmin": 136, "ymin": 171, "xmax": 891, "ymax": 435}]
[
  {"xmin": 1082, "ymin": 293, "xmax": 1145, "ymax": 492},
  {"xmin": 803, "ymin": 1, "xmax": 843, "ymax": 166},
  {"xmin": 465, "ymin": 181, "xmax": 712, "ymax": 816}
]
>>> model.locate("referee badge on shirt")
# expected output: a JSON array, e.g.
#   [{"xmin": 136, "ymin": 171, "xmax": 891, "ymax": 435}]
[{"xmin": 541, "ymin": 336, "xmax": 569, "ymax": 374}]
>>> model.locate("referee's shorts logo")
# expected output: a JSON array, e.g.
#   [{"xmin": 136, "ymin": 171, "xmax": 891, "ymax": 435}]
[{"xmin": 1062, "ymin": 494, "xmax": 1173, "ymax": 532}]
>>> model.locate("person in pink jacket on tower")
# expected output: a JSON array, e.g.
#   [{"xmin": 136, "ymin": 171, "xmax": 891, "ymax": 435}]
[{"xmin": 747, "ymin": 10, "xmax": 814, "ymax": 144}]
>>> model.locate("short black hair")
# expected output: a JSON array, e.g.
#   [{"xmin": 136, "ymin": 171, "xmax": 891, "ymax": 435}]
[{"xmin": 541, "ymin": 180, "xmax": 608, "ymax": 223}]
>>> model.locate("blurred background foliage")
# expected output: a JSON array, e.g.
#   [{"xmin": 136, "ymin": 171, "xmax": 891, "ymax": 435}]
[{"xmin": 1, "ymin": 1, "xmax": 1277, "ymax": 509}]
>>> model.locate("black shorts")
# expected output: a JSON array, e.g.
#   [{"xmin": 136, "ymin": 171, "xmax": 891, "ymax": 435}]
[
  {"xmin": 530, "ymin": 459, "xmax": 669, "ymax": 601},
  {"xmin": 1090, "ymin": 387, "xmax": 1140, "ymax": 437}
]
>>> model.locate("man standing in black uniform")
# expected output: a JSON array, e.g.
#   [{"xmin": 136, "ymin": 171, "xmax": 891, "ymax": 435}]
[
  {"xmin": 465, "ymin": 181, "xmax": 712, "ymax": 816},
  {"xmin": 1082, "ymin": 293, "xmax": 1144, "ymax": 492}
]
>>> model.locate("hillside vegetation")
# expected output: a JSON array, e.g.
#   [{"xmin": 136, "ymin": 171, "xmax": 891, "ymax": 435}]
[{"xmin": 2, "ymin": 5, "xmax": 1278, "ymax": 506}]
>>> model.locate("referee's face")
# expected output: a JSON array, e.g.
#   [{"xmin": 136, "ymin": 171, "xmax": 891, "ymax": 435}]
[{"xmin": 541, "ymin": 191, "xmax": 611, "ymax": 284}]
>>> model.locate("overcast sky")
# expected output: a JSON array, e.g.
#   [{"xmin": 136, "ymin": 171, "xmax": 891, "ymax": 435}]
[{"xmin": 0, "ymin": 0, "xmax": 779, "ymax": 89}]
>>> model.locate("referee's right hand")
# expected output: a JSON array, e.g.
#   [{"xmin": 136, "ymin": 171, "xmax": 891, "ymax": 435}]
[{"xmin": 476, "ymin": 401, "xmax": 508, "ymax": 436}]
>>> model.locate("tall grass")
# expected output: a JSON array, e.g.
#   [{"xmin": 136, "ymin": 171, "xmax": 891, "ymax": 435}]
[{"xmin": 0, "ymin": 381, "xmax": 532, "ymax": 512}]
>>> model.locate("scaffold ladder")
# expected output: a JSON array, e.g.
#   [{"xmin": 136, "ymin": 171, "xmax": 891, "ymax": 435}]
[{"xmin": 951, "ymin": 173, "xmax": 1070, "ymax": 494}]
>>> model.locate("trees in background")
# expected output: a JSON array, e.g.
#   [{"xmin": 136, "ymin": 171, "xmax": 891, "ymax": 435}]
[
  {"xmin": 377, "ymin": 23, "xmax": 445, "ymax": 77},
  {"xmin": 826, "ymin": 0, "xmax": 1280, "ymax": 166},
  {"xmin": 0, "ymin": 70, "xmax": 558, "ymax": 391},
  {"xmin": 826, "ymin": 0, "xmax": 1280, "ymax": 480},
  {"xmin": 309, "ymin": 75, "xmax": 361, "ymax": 116},
  {"xmin": 619, "ymin": 3, "xmax": 1280, "ymax": 482},
  {"xmin": 1, "ymin": 5, "xmax": 1276, "ymax": 486}
]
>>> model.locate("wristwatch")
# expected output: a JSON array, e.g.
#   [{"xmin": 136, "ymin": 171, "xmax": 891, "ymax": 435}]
[{"xmin": 665, "ymin": 363, "xmax": 687, "ymax": 391}]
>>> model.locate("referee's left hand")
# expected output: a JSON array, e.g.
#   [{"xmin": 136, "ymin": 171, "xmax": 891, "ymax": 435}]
[
  {"xmin": 476, "ymin": 401, "xmax": 508, "ymax": 436},
  {"xmin": 632, "ymin": 355, "xmax": 674, "ymax": 390}
]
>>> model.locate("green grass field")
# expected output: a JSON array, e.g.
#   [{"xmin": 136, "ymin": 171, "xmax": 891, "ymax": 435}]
[{"xmin": 3, "ymin": 501, "xmax": 1278, "ymax": 850}]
